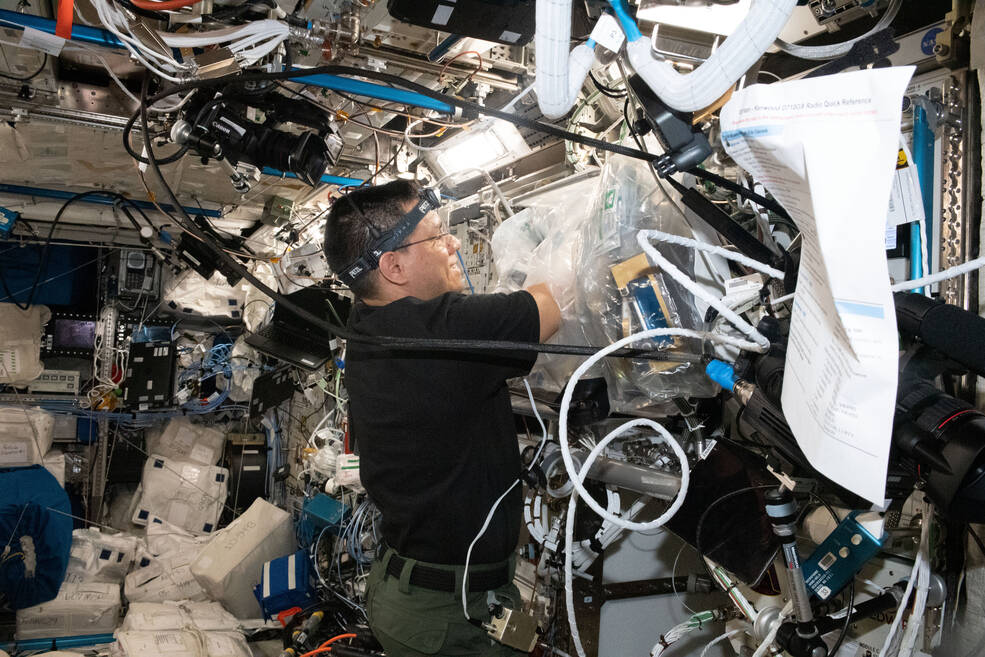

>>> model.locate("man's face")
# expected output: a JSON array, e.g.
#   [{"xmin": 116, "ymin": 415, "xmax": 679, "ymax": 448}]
[{"xmin": 393, "ymin": 211, "xmax": 465, "ymax": 299}]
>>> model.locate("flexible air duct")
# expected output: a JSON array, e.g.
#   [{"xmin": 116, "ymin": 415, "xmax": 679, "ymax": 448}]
[
  {"xmin": 611, "ymin": 0, "xmax": 798, "ymax": 112},
  {"xmin": 535, "ymin": 0, "xmax": 597, "ymax": 119}
]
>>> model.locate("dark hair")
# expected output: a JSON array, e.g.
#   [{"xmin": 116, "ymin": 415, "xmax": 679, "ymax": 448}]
[{"xmin": 324, "ymin": 180, "xmax": 420, "ymax": 298}]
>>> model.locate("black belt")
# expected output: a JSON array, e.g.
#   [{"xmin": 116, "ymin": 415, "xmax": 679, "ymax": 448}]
[{"xmin": 381, "ymin": 551, "xmax": 511, "ymax": 593}]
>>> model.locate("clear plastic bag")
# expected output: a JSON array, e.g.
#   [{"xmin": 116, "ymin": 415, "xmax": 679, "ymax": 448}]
[
  {"xmin": 491, "ymin": 157, "xmax": 715, "ymax": 414},
  {"xmin": 574, "ymin": 156, "xmax": 715, "ymax": 413},
  {"xmin": 490, "ymin": 183, "xmax": 595, "ymax": 393}
]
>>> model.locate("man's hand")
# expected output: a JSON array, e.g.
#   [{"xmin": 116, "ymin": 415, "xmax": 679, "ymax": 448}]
[{"xmin": 525, "ymin": 283, "xmax": 561, "ymax": 342}]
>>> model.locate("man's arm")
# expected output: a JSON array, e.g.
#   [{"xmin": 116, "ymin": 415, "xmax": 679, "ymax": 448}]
[{"xmin": 524, "ymin": 283, "xmax": 561, "ymax": 343}]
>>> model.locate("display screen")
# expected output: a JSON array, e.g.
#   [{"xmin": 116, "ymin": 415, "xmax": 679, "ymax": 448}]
[
  {"xmin": 52, "ymin": 318, "xmax": 96, "ymax": 351},
  {"xmin": 664, "ymin": 441, "xmax": 780, "ymax": 585}
]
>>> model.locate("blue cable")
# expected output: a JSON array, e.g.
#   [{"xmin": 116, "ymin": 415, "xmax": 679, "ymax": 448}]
[
  {"xmin": 456, "ymin": 251, "xmax": 475, "ymax": 294},
  {"xmin": 607, "ymin": 0, "xmax": 642, "ymax": 42}
]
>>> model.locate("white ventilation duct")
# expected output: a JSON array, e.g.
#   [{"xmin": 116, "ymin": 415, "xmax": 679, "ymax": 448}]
[{"xmin": 534, "ymin": 0, "xmax": 798, "ymax": 117}]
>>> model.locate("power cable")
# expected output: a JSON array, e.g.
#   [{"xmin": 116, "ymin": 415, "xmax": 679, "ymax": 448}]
[
  {"xmin": 138, "ymin": 65, "xmax": 793, "ymax": 218},
  {"xmin": 588, "ymin": 70, "xmax": 626, "ymax": 99},
  {"xmin": 0, "ymin": 53, "xmax": 47, "ymax": 81}
]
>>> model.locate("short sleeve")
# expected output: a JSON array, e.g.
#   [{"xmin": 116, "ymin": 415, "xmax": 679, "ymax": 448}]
[
  {"xmin": 440, "ymin": 291, "xmax": 540, "ymax": 343},
  {"xmin": 436, "ymin": 291, "xmax": 541, "ymax": 378}
]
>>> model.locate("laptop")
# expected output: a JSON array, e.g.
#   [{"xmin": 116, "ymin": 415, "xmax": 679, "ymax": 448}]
[{"xmin": 246, "ymin": 286, "xmax": 349, "ymax": 370}]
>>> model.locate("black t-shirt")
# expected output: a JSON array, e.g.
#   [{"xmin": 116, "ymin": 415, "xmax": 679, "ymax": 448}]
[{"xmin": 345, "ymin": 291, "xmax": 540, "ymax": 565}]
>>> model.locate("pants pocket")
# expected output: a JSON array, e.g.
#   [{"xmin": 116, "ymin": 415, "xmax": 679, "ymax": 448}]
[{"xmin": 368, "ymin": 585, "xmax": 449, "ymax": 655}]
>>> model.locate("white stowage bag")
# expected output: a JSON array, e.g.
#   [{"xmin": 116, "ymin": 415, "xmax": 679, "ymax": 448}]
[
  {"xmin": 115, "ymin": 630, "xmax": 202, "ymax": 657},
  {"xmin": 16, "ymin": 582, "xmax": 121, "ymax": 639},
  {"xmin": 191, "ymin": 498, "xmax": 296, "ymax": 619},
  {"xmin": 144, "ymin": 516, "xmax": 211, "ymax": 558},
  {"xmin": 202, "ymin": 631, "xmax": 252, "ymax": 657},
  {"xmin": 126, "ymin": 517, "xmax": 211, "ymax": 603},
  {"xmin": 0, "ymin": 303, "xmax": 50, "ymax": 384},
  {"xmin": 64, "ymin": 528, "xmax": 141, "ymax": 584},
  {"xmin": 227, "ymin": 337, "xmax": 262, "ymax": 403},
  {"xmin": 150, "ymin": 418, "xmax": 226, "ymax": 466},
  {"xmin": 162, "ymin": 270, "xmax": 247, "ymax": 319},
  {"xmin": 125, "ymin": 551, "xmax": 208, "ymax": 603},
  {"xmin": 114, "ymin": 630, "xmax": 251, "ymax": 657},
  {"xmin": 120, "ymin": 601, "xmax": 239, "ymax": 632},
  {"xmin": 132, "ymin": 455, "xmax": 229, "ymax": 534},
  {"xmin": 0, "ymin": 406, "xmax": 54, "ymax": 467}
]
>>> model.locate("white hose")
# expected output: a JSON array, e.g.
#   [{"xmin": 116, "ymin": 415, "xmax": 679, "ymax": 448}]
[
  {"xmin": 563, "ymin": 416, "xmax": 689, "ymax": 657},
  {"xmin": 535, "ymin": 0, "xmax": 597, "ymax": 119},
  {"xmin": 639, "ymin": 228, "xmax": 784, "ymax": 279},
  {"xmin": 617, "ymin": 0, "xmax": 798, "ymax": 112},
  {"xmin": 699, "ymin": 629, "xmax": 743, "ymax": 657},
  {"xmin": 891, "ymin": 254, "xmax": 985, "ymax": 292},
  {"xmin": 636, "ymin": 231, "xmax": 771, "ymax": 351},
  {"xmin": 775, "ymin": 0, "xmax": 902, "ymax": 61}
]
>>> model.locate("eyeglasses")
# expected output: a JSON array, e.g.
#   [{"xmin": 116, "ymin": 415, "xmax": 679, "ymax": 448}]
[
  {"xmin": 392, "ymin": 232, "xmax": 453, "ymax": 251},
  {"xmin": 392, "ymin": 218, "xmax": 453, "ymax": 251}
]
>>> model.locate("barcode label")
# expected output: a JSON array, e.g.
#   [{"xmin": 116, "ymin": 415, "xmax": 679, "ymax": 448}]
[{"xmin": 818, "ymin": 552, "xmax": 837, "ymax": 571}]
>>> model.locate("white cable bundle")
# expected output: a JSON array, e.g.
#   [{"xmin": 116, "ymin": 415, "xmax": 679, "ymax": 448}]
[
  {"xmin": 650, "ymin": 618, "xmax": 705, "ymax": 657},
  {"xmin": 87, "ymin": 317, "xmax": 130, "ymax": 409},
  {"xmin": 161, "ymin": 20, "xmax": 289, "ymax": 66},
  {"xmin": 881, "ymin": 500, "xmax": 933, "ymax": 657},
  {"xmin": 636, "ymin": 230, "xmax": 776, "ymax": 352},
  {"xmin": 87, "ymin": 0, "xmax": 288, "ymax": 81}
]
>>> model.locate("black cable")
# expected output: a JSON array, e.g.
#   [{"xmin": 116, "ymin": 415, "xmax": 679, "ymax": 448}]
[
  {"xmin": 138, "ymin": 65, "xmax": 662, "ymax": 166},
  {"xmin": 6, "ymin": 190, "xmax": 116, "ymax": 309},
  {"xmin": 123, "ymin": 107, "xmax": 190, "ymax": 165},
  {"xmin": 115, "ymin": 200, "xmax": 145, "ymax": 233},
  {"xmin": 809, "ymin": 492, "xmax": 854, "ymax": 656},
  {"xmin": 135, "ymin": 73, "xmax": 708, "ymax": 362},
  {"xmin": 589, "ymin": 70, "xmax": 626, "ymax": 99},
  {"xmin": 0, "ymin": 53, "xmax": 47, "ymax": 82},
  {"xmin": 689, "ymin": 168, "xmax": 792, "ymax": 222},
  {"xmin": 830, "ymin": 579, "xmax": 855, "ymax": 656}
]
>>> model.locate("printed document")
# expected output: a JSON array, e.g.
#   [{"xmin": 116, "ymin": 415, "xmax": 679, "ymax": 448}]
[{"xmin": 720, "ymin": 67, "xmax": 914, "ymax": 504}]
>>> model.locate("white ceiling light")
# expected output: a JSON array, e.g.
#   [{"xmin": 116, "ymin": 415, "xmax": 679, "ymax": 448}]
[{"xmin": 427, "ymin": 119, "xmax": 530, "ymax": 183}]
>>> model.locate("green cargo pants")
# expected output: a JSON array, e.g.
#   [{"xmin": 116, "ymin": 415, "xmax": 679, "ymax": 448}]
[{"xmin": 365, "ymin": 548, "xmax": 530, "ymax": 657}]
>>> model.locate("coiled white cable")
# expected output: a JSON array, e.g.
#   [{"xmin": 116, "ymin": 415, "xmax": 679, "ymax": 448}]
[{"xmin": 558, "ymin": 323, "xmax": 777, "ymax": 657}]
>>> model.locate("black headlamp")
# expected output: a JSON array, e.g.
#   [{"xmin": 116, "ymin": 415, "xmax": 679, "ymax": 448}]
[{"xmin": 337, "ymin": 187, "xmax": 442, "ymax": 287}]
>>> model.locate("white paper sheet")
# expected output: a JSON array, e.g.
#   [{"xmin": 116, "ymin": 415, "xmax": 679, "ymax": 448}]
[{"xmin": 720, "ymin": 67, "xmax": 914, "ymax": 503}]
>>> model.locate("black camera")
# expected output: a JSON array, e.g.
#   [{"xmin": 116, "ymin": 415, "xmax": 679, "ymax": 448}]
[{"xmin": 175, "ymin": 91, "xmax": 343, "ymax": 186}]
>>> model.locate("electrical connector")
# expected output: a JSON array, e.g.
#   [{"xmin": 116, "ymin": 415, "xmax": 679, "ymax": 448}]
[
  {"xmin": 192, "ymin": 47, "xmax": 241, "ymax": 79},
  {"xmin": 484, "ymin": 607, "xmax": 539, "ymax": 653}
]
